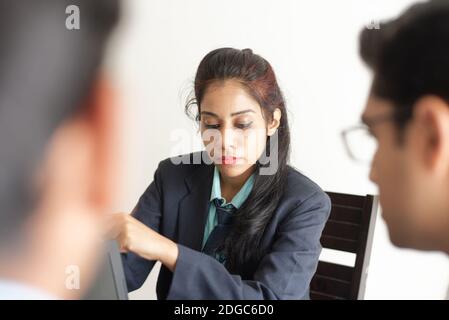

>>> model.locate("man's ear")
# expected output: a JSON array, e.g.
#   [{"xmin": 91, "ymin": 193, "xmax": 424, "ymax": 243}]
[
  {"xmin": 36, "ymin": 75, "xmax": 120, "ymax": 215},
  {"xmin": 267, "ymin": 108, "xmax": 282, "ymax": 136},
  {"xmin": 413, "ymin": 95, "xmax": 449, "ymax": 175},
  {"xmin": 83, "ymin": 75, "xmax": 121, "ymax": 212},
  {"xmin": 21, "ymin": 75, "xmax": 121, "ymax": 299}
]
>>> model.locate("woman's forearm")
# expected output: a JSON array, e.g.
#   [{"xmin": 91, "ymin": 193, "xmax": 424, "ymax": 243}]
[
  {"xmin": 135, "ymin": 231, "xmax": 179, "ymax": 272},
  {"xmin": 107, "ymin": 213, "xmax": 179, "ymax": 272},
  {"xmin": 155, "ymin": 237, "xmax": 179, "ymax": 272}
]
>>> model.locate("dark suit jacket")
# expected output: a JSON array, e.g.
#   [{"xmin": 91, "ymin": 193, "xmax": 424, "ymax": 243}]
[{"xmin": 121, "ymin": 152, "xmax": 331, "ymax": 299}]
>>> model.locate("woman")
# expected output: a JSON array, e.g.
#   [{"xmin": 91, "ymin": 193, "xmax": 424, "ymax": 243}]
[{"xmin": 108, "ymin": 48, "xmax": 331, "ymax": 299}]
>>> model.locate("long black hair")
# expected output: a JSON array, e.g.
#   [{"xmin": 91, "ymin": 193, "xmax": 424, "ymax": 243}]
[{"xmin": 185, "ymin": 48, "xmax": 291, "ymax": 276}]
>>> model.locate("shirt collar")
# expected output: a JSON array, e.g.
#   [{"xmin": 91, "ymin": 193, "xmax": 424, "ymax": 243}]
[{"xmin": 210, "ymin": 166, "xmax": 255, "ymax": 209}]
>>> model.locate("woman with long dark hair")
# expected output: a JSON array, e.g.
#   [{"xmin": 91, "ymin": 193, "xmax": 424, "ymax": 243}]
[{"xmin": 108, "ymin": 48, "xmax": 331, "ymax": 299}]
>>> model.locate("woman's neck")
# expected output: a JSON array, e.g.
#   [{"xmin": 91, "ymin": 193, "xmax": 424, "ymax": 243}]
[{"xmin": 219, "ymin": 166, "xmax": 255, "ymax": 201}]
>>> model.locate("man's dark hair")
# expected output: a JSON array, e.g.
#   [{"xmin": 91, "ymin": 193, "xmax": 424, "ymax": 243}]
[
  {"xmin": 360, "ymin": 0, "xmax": 449, "ymax": 128},
  {"xmin": 0, "ymin": 0, "xmax": 120, "ymax": 242}
]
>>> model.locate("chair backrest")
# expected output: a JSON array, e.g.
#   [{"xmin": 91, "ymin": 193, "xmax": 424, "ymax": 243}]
[{"xmin": 310, "ymin": 192, "xmax": 378, "ymax": 300}]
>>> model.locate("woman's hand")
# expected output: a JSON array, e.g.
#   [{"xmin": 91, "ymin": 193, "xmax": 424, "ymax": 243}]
[{"xmin": 106, "ymin": 213, "xmax": 179, "ymax": 272}]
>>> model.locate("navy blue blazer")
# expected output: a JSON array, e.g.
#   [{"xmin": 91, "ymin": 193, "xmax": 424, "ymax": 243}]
[{"xmin": 121, "ymin": 152, "xmax": 331, "ymax": 299}]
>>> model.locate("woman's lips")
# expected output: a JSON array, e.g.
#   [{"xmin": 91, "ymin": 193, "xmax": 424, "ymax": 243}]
[{"xmin": 221, "ymin": 156, "xmax": 239, "ymax": 165}]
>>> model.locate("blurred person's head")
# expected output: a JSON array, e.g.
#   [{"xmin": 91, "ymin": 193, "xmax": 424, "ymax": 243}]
[
  {"xmin": 359, "ymin": 0, "xmax": 449, "ymax": 253},
  {"xmin": 185, "ymin": 48, "xmax": 290, "ymax": 275},
  {"xmin": 0, "ymin": 0, "xmax": 120, "ymax": 298}
]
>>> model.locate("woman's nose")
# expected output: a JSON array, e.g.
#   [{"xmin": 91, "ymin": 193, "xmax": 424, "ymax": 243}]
[{"xmin": 221, "ymin": 127, "xmax": 235, "ymax": 151}]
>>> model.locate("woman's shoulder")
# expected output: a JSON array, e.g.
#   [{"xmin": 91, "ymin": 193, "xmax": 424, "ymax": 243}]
[{"xmin": 283, "ymin": 165, "xmax": 330, "ymax": 207}]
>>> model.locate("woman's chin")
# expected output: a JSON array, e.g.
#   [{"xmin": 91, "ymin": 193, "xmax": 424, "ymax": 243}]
[{"xmin": 217, "ymin": 163, "xmax": 254, "ymax": 179}]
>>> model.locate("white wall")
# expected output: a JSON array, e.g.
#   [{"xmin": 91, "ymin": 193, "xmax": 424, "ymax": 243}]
[{"xmin": 106, "ymin": 0, "xmax": 449, "ymax": 300}]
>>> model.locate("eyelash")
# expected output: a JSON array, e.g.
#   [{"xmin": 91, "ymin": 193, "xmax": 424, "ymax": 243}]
[{"xmin": 204, "ymin": 122, "xmax": 253, "ymax": 130}]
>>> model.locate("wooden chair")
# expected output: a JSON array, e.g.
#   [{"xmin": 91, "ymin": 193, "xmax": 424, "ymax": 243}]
[{"xmin": 310, "ymin": 192, "xmax": 378, "ymax": 300}]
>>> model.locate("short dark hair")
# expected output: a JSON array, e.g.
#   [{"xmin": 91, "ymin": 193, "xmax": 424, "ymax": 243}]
[
  {"xmin": 359, "ymin": 0, "xmax": 449, "ymax": 128},
  {"xmin": 0, "ymin": 0, "xmax": 120, "ymax": 242}
]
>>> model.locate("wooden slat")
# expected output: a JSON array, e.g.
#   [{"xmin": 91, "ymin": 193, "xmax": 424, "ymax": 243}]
[
  {"xmin": 315, "ymin": 261, "xmax": 354, "ymax": 282},
  {"xmin": 310, "ymin": 291, "xmax": 344, "ymax": 300},
  {"xmin": 350, "ymin": 195, "xmax": 375, "ymax": 298},
  {"xmin": 320, "ymin": 235, "xmax": 359, "ymax": 253},
  {"xmin": 310, "ymin": 274, "xmax": 352, "ymax": 298},
  {"xmin": 326, "ymin": 192, "xmax": 365, "ymax": 207},
  {"xmin": 311, "ymin": 192, "xmax": 376, "ymax": 300},
  {"xmin": 322, "ymin": 220, "xmax": 361, "ymax": 241},
  {"xmin": 329, "ymin": 205, "xmax": 363, "ymax": 224}
]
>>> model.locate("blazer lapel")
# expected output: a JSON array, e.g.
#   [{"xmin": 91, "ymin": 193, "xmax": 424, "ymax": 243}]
[{"xmin": 177, "ymin": 162, "xmax": 214, "ymax": 251}]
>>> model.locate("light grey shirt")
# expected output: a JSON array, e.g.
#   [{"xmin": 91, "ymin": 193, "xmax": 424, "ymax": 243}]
[{"xmin": 0, "ymin": 279, "xmax": 57, "ymax": 300}]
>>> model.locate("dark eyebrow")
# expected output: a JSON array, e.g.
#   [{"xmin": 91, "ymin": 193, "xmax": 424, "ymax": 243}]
[
  {"xmin": 200, "ymin": 109, "xmax": 256, "ymax": 118},
  {"xmin": 230, "ymin": 109, "xmax": 255, "ymax": 116},
  {"xmin": 200, "ymin": 111, "xmax": 219, "ymax": 118}
]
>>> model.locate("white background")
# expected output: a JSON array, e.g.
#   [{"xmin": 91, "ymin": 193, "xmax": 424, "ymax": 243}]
[{"xmin": 105, "ymin": 0, "xmax": 449, "ymax": 299}]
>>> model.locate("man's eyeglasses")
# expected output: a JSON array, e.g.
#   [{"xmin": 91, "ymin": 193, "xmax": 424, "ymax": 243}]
[{"xmin": 341, "ymin": 113, "xmax": 399, "ymax": 164}]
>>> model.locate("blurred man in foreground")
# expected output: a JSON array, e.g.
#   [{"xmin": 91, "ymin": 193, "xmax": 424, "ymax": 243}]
[
  {"xmin": 344, "ymin": 0, "xmax": 449, "ymax": 257},
  {"xmin": 0, "ymin": 0, "xmax": 120, "ymax": 299}
]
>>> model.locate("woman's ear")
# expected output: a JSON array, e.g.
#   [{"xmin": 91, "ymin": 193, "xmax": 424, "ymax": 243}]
[{"xmin": 267, "ymin": 108, "xmax": 282, "ymax": 136}]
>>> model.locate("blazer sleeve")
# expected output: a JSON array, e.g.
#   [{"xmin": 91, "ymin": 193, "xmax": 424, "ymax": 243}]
[
  {"xmin": 166, "ymin": 190, "xmax": 331, "ymax": 300},
  {"xmin": 121, "ymin": 163, "xmax": 164, "ymax": 292}
]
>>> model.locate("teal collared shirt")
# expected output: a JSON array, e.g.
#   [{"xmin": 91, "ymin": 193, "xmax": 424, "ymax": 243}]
[{"xmin": 202, "ymin": 166, "xmax": 255, "ymax": 251}]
